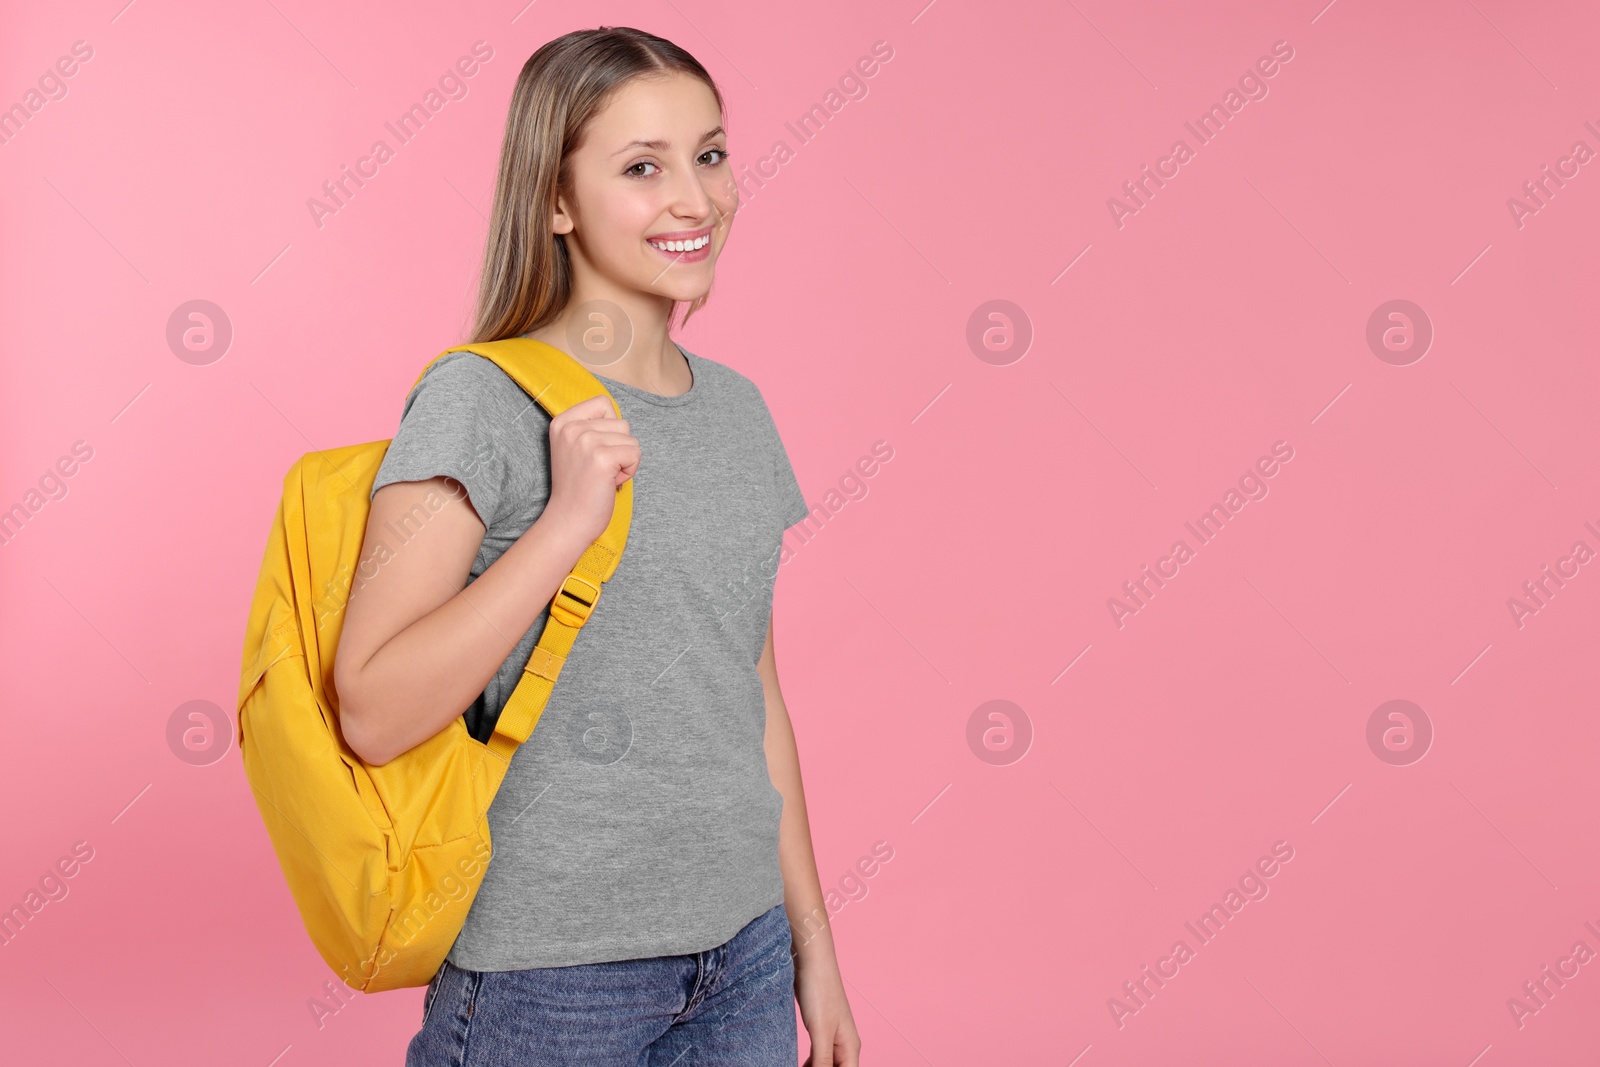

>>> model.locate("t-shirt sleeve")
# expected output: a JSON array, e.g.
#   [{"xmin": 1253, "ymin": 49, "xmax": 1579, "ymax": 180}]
[
  {"xmin": 774, "ymin": 435, "xmax": 808, "ymax": 530},
  {"xmin": 754, "ymin": 387, "xmax": 808, "ymax": 529},
  {"xmin": 369, "ymin": 353, "xmax": 518, "ymax": 530}
]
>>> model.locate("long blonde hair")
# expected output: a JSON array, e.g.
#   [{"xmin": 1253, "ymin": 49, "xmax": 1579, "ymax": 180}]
[{"xmin": 470, "ymin": 27, "xmax": 726, "ymax": 343}]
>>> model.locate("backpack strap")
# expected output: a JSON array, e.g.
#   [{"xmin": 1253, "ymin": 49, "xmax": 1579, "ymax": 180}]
[{"xmin": 407, "ymin": 337, "xmax": 633, "ymax": 758}]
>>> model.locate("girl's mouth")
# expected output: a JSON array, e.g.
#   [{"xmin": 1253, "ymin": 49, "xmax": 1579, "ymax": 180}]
[{"xmin": 646, "ymin": 230, "xmax": 713, "ymax": 262}]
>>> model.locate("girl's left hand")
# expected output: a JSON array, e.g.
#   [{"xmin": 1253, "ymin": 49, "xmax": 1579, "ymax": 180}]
[{"xmin": 795, "ymin": 959, "xmax": 861, "ymax": 1066}]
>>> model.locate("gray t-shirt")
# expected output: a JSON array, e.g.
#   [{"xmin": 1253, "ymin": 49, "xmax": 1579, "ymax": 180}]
[{"xmin": 368, "ymin": 343, "xmax": 809, "ymax": 970}]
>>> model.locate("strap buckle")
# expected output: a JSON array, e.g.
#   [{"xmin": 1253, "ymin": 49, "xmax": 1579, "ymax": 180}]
[{"xmin": 549, "ymin": 572, "xmax": 601, "ymax": 628}]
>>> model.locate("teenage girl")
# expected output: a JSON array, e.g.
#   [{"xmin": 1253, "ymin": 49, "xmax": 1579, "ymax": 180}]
[{"xmin": 332, "ymin": 25, "xmax": 861, "ymax": 1067}]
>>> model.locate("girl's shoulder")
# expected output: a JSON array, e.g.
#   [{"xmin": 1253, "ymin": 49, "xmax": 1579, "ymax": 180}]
[
  {"xmin": 409, "ymin": 349, "xmax": 533, "ymax": 399},
  {"xmin": 401, "ymin": 350, "xmax": 548, "ymax": 424},
  {"xmin": 679, "ymin": 347, "xmax": 767, "ymax": 406}
]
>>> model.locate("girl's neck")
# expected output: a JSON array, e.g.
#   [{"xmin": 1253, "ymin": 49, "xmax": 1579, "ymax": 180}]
[{"xmin": 524, "ymin": 320, "xmax": 690, "ymax": 397}]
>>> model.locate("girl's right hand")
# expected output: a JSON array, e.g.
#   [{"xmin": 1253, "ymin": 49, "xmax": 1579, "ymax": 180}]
[{"xmin": 541, "ymin": 394, "xmax": 640, "ymax": 547}]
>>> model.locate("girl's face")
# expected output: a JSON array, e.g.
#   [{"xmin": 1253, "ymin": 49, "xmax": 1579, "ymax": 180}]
[{"xmin": 554, "ymin": 71, "xmax": 737, "ymax": 308}]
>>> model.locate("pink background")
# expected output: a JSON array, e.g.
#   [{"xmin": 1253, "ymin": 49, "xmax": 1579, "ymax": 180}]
[{"xmin": 4, "ymin": 0, "xmax": 1598, "ymax": 1063}]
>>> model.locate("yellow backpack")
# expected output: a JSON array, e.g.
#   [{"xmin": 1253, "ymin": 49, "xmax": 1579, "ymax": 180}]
[{"xmin": 235, "ymin": 337, "xmax": 630, "ymax": 993}]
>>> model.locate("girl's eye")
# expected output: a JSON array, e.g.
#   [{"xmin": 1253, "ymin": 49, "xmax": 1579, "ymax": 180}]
[{"xmin": 626, "ymin": 149, "xmax": 729, "ymax": 178}]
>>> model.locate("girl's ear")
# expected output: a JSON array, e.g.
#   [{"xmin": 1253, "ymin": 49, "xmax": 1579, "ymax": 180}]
[{"xmin": 551, "ymin": 188, "xmax": 575, "ymax": 236}]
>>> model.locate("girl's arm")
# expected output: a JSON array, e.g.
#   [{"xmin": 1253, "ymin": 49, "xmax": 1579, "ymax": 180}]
[
  {"xmin": 335, "ymin": 476, "xmax": 593, "ymax": 766},
  {"xmin": 759, "ymin": 612, "xmax": 862, "ymax": 1067},
  {"xmin": 336, "ymin": 394, "xmax": 635, "ymax": 767}
]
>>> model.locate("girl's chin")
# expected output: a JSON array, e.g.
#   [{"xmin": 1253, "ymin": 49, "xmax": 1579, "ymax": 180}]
[
  {"xmin": 656, "ymin": 286, "xmax": 713, "ymax": 304},
  {"xmin": 641, "ymin": 272, "xmax": 714, "ymax": 302}
]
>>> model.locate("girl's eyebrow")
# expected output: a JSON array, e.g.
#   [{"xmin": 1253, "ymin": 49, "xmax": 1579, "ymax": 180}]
[{"xmin": 610, "ymin": 126, "xmax": 726, "ymax": 156}]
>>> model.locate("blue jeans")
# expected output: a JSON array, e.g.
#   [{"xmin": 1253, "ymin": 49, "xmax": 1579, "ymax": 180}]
[{"xmin": 405, "ymin": 903, "xmax": 798, "ymax": 1065}]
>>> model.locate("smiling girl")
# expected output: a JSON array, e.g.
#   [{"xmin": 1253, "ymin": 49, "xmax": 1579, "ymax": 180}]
[{"xmin": 331, "ymin": 25, "xmax": 860, "ymax": 1066}]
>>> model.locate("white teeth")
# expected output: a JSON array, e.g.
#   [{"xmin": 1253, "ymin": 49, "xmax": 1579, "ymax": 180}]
[{"xmin": 649, "ymin": 234, "xmax": 709, "ymax": 253}]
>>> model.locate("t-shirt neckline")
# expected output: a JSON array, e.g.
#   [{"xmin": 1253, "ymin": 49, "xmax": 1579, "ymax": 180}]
[{"xmin": 590, "ymin": 343, "xmax": 702, "ymax": 408}]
